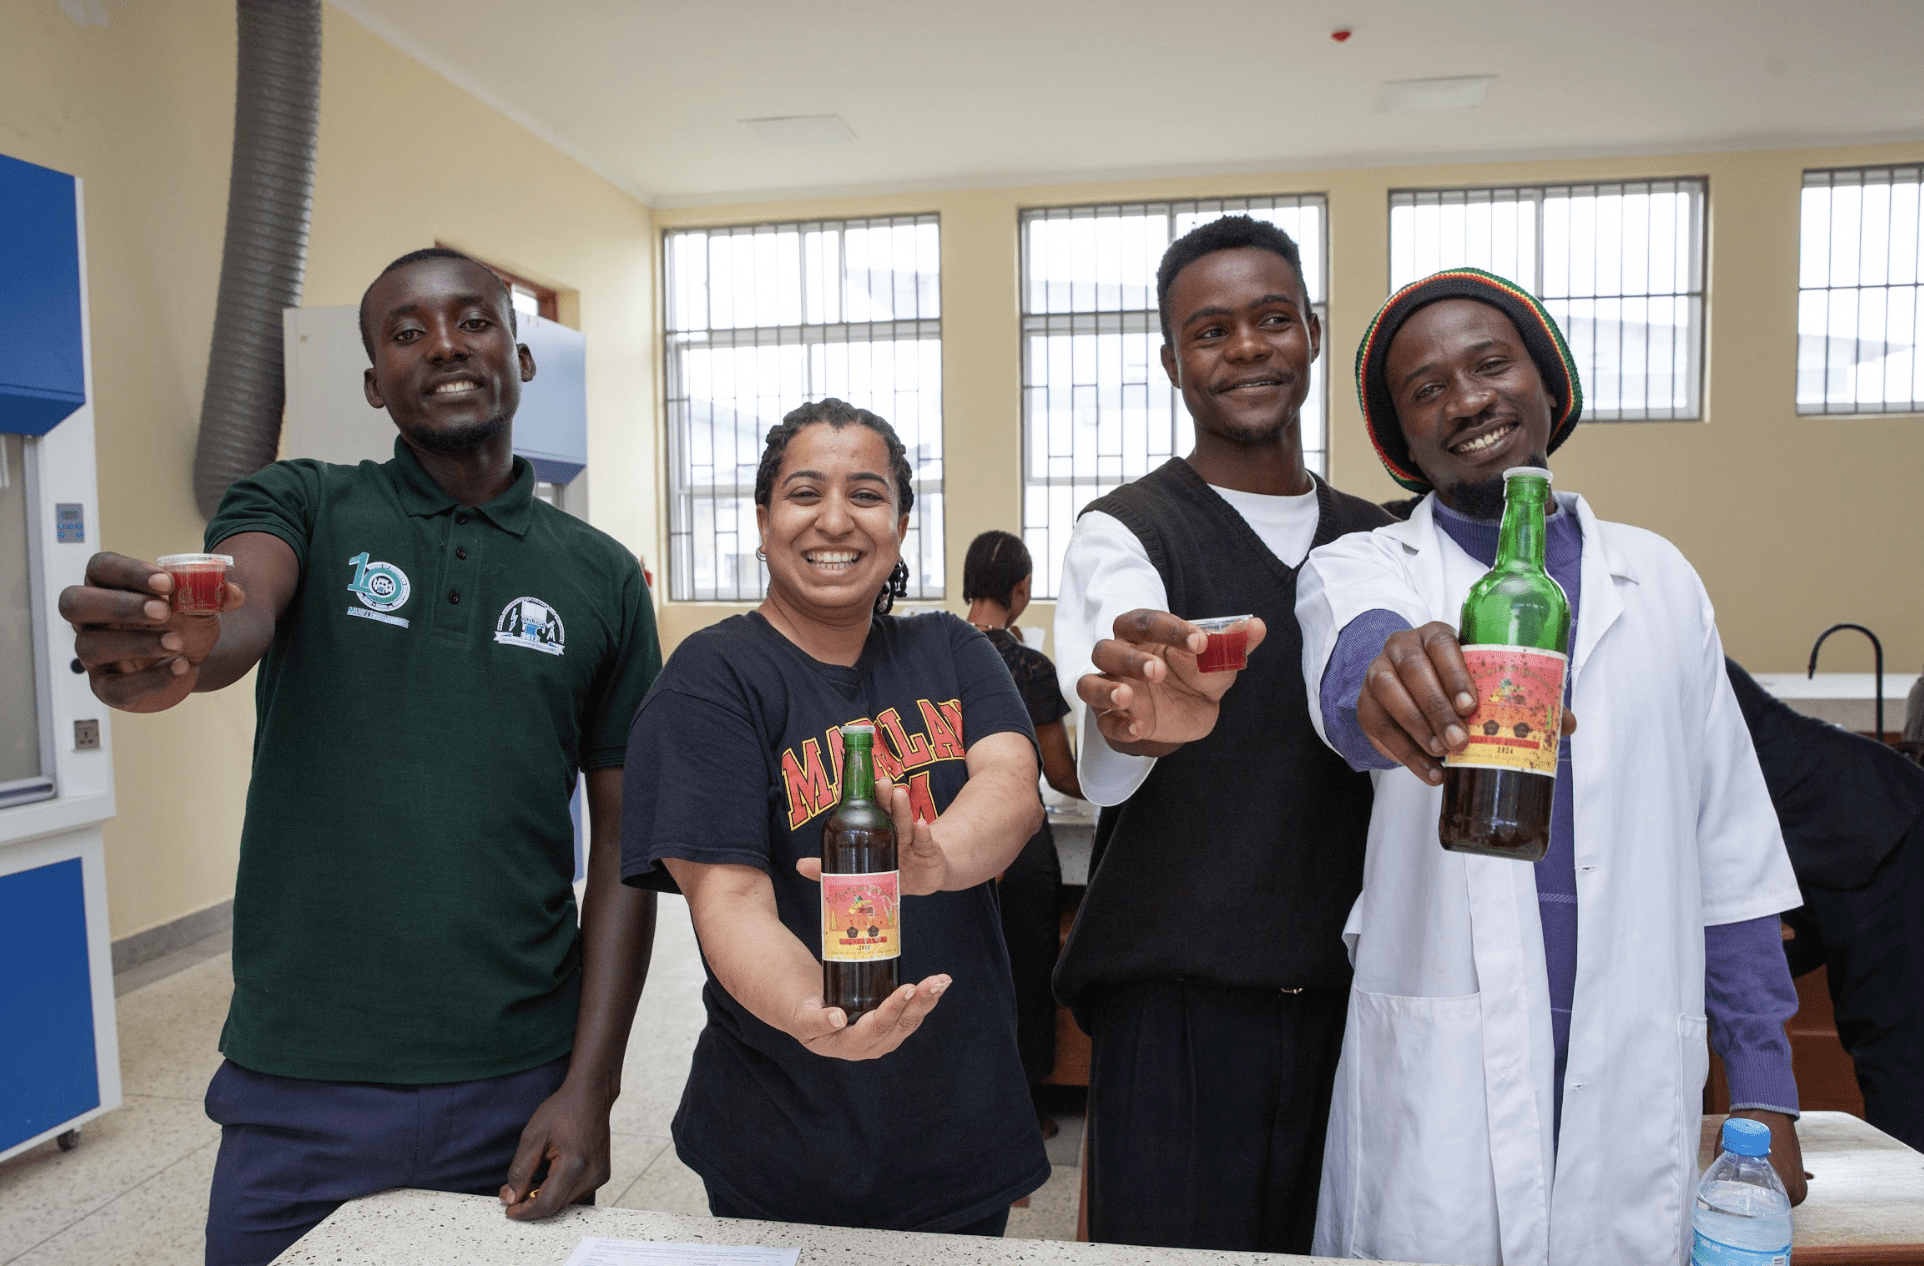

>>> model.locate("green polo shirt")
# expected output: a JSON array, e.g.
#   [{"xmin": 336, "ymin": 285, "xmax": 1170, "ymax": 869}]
[{"xmin": 205, "ymin": 439, "xmax": 660, "ymax": 1083}]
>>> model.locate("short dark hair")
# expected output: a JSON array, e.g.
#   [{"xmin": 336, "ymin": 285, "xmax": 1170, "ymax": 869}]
[
  {"xmin": 1155, "ymin": 214, "xmax": 1308, "ymax": 345},
  {"xmin": 753, "ymin": 398, "xmax": 915, "ymax": 615},
  {"xmin": 358, "ymin": 247, "xmax": 516, "ymax": 358},
  {"xmin": 962, "ymin": 530, "xmax": 1031, "ymax": 606}
]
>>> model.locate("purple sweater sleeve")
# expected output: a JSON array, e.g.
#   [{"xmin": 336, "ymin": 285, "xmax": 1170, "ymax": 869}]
[
  {"xmin": 1319, "ymin": 609, "xmax": 1412, "ymax": 772},
  {"xmin": 1706, "ymin": 915, "xmax": 1802, "ymax": 1115}
]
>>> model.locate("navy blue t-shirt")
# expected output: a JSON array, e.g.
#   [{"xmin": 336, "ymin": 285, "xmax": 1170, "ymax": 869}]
[{"xmin": 620, "ymin": 611, "xmax": 1048, "ymax": 1232}]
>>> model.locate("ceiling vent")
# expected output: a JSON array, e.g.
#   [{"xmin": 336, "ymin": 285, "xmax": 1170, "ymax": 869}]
[
  {"xmin": 1378, "ymin": 75, "xmax": 1495, "ymax": 112},
  {"xmin": 740, "ymin": 115, "xmax": 857, "ymax": 147}
]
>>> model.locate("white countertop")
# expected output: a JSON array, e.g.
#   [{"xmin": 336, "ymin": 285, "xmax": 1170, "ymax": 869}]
[
  {"xmin": 1700, "ymin": 1111, "xmax": 1924, "ymax": 1252},
  {"xmin": 1751, "ymin": 671, "xmax": 1915, "ymax": 733},
  {"xmin": 269, "ymin": 1190, "xmax": 1435, "ymax": 1266},
  {"xmin": 275, "ymin": 1114, "xmax": 1923, "ymax": 1265}
]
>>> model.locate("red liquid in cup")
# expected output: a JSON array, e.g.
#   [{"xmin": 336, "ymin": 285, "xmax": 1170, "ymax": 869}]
[
  {"xmin": 165, "ymin": 566, "xmax": 227, "ymax": 614},
  {"xmin": 1195, "ymin": 626, "xmax": 1249, "ymax": 673}
]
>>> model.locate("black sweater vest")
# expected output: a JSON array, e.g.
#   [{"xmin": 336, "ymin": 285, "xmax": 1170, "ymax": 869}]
[{"xmin": 1054, "ymin": 459, "xmax": 1392, "ymax": 1008}]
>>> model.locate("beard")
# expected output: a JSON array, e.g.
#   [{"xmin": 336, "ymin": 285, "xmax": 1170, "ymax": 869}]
[
  {"xmin": 1221, "ymin": 414, "xmax": 1293, "ymax": 444},
  {"xmin": 1444, "ymin": 450, "xmax": 1549, "ymax": 521},
  {"xmin": 408, "ymin": 411, "xmax": 510, "ymax": 454}
]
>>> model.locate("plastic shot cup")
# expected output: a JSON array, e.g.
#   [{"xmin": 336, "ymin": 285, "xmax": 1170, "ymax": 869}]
[
  {"xmin": 157, "ymin": 553, "xmax": 232, "ymax": 616},
  {"xmin": 1191, "ymin": 614, "xmax": 1253, "ymax": 673}
]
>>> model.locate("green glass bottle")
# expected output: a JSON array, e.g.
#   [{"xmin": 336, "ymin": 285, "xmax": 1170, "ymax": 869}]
[
  {"xmin": 1439, "ymin": 467, "xmax": 1573, "ymax": 861},
  {"xmin": 821, "ymin": 724, "xmax": 900, "ymax": 1018}
]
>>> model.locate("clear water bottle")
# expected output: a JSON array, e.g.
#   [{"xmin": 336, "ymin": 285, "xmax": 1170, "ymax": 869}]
[{"xmin": 1691, "ymin": 1117, "xmax": 1792, "ymax": 1265}]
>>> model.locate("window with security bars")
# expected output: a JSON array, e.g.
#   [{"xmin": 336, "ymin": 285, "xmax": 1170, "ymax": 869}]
[
  {"xmin": 1019, "ymin": 196, "xmax": 1327, "ymax": 599},
  {"xmin": 1799, "ymin": 166, "xmax": 1924, "ymax": 415},
  {"xmin": 1390, "ymin": 179, "xmax": 1706, "ymax": 421},
  {"xmin": 664, "ymin": 215, "xmax": 943, "ymax": 601}
]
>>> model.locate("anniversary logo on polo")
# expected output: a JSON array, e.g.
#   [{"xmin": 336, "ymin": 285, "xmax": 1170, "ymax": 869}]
[
  {"xmin": 344, "ymin": 550, "xmax": 411, "ymax": 628},
  {"xmin": 494, "ymin": 596, "xmax": 566, "ymax": 656}
]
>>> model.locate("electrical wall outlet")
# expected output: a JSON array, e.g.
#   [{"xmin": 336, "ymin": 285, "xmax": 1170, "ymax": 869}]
[{"xmin": 73, "ymin": 718, "xmax": 100, "ymax": 751}]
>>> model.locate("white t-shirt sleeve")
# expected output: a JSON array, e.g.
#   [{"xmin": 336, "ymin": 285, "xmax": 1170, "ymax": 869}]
[{"xmin": 1052, "ymin": 511, "xmax": 1168, "ymax": 807}]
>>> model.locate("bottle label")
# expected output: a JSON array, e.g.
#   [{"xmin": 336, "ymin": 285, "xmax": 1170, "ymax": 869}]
[
  {"xmin": 1444, "ymin": 644, "xmax": 1567, "ymax": 776},
  {"xmin": 1691, "ymin": 1228, "xmax": 1789, "ymax": 1265},
  {"xmin": 821, "ymin": 870, "xmax": 901, "ymax": 963}
]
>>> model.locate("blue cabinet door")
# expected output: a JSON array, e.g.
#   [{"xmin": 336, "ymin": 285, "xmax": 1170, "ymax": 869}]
[
  {"xmin": 0, "ymin": 858, "xmax": 100, "ymax": 1151},
  {"xmin": 0, "ymin": 152, "xmax": 87, "ymax": 436}
]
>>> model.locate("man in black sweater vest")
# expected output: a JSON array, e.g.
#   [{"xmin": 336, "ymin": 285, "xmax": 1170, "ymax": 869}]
[{"xmin": 1052, "ymin": 216, "xmax": 1390, "ymax": 1253}]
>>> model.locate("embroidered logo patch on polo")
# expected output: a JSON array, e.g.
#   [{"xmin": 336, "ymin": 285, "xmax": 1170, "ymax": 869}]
[
  {"xmin": 345, "ymin": 551, "xmax": 411, "ymax": 628},
  {"xmin": 494, "ymin": 596, "xmax": 565, "ymax": 656}
]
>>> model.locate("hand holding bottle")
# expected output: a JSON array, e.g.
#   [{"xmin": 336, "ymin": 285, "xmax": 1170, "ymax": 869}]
[
  {"xmin": 1359, "ymin": 622, "xmax": 1579, "ymax": 785},
  {"xmin": 786, "ymin": 973, "xmax": 953, "ymax": 1061},
  {"xmin": 795, "ymin": 774, "xmax": 945, "ymax": 894}
]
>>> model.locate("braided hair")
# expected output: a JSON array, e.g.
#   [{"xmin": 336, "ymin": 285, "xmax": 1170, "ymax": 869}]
[
  {"xmin": 753, "ymin": 399, "xmax": 915, "ymax": 615},
  {"xmin": 962, "ymin": 530, "xmax": 1031, "ymax": 606}
]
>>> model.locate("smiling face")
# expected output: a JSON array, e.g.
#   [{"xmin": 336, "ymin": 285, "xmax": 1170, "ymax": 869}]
[
  {"xmin": 1383, "ymin": 299, "xmax": 1556, "ymax": 514},
  {"xmin": 361, "ymin": 256, "xmax": 534, "ymax": 454},
  {"xmin": 1159, "ymin": 247, "xmax": 1321, "ymax": 446},
  {"xmin": 756, "ymin": 423, "xmax": 909, "ymax": 625}
]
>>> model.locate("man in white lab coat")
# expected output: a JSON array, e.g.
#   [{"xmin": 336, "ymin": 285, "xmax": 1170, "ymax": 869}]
[{"xmin": 1293, "ymin": 269, "xmax": 1806, "ymax": 1265}]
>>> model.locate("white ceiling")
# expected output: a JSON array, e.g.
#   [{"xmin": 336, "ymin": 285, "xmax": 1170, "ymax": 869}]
[{"xmin": 329, "ymin": 0, "xmax": 1924, "ymax": 207}]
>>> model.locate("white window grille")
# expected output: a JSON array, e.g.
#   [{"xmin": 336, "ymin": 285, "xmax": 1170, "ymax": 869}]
[
  {"xmin": 1019, "ymin": 196, "xmax": 1328, "ymax": 600},
  {"xmin": 1390, "ymin": 179, "xmax": 1706, "ymax": 421},
  {"xmin": 1798, "ymin": 165, "xmax": 1924, "ymax": 415},
  {"xmin": 663, "ymin": 215, "xmax": 944, "ymax": 601}
]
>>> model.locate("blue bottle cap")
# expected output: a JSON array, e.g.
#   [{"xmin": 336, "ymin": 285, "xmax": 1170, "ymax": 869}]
[{"xmin": 1722, "ymin": 1117, "xmax": 1772, "ymax": 1158}]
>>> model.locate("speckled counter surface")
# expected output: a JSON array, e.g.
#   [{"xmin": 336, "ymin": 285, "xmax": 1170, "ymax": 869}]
[
  {"xmin": 269, "ymin": 1190, "xmax": 1430, "ymax": 1266},
  {"xmin": 1700, "ymin": 1111, "xmax": 1924, "ymax": 1257}
]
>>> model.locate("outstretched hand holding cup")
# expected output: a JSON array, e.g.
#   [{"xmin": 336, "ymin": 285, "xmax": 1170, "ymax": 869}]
[
  {"xmin": 60, "ymin": 551, "xmax": 244, "ymax": 713},
  {"xmin": 1076, "ymin": 608, "xmax": 1268, "ymax": 756}
]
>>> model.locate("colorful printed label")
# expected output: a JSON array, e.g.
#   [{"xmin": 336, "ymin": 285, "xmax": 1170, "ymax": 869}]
[
  {"xmin": 821, "ymin": 871, "xmax": 901, "ymax": 963},
  {"xmin": 1691, "ymin": 1229, "xmax": 1789, "ymax": 1266},
  {"xmin": 1444, "ymin": 644, "xmax": 1567, "ymax": 776}
]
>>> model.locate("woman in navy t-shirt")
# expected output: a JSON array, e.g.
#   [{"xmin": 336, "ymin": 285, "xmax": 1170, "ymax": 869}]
[{"xmin": 620, "ymin": 400, "xmax": 1049, "ymax": 1234}]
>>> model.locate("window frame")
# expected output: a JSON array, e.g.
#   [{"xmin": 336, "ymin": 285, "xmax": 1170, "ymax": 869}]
[
  {"xmin": 660, "ymin": 214, "xmax": 946, "ymax": 604},
  {"xmin": 436, "ymin": 243, "xmax": 560, "ymax": 322},
  {"xmin": 1017, "ymin": 194, "xmax": 1330, "ymax": 601},
  {"xmin": 1797, "ymin": 164, "xmax": 1924, "ymax": 417},
  {"xmin": 1388, "ymin": 177, "xmax": 1709, "ymax": 423},
  {"xmin": 0, "ymin": 433, "xmax": 57, "ymax": 811}
]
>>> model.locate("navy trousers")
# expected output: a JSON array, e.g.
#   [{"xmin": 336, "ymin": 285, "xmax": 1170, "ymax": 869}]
[
  {"xmin": 203, "ymin": 1054, "xmax": 571, "ymax": 1266},
  {"xmin": 1083, "ymin": 981, "xmax": 1346, "ymax": 1254}
]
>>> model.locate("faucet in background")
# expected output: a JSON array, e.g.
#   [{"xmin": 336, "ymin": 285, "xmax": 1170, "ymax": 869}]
[{"xmin": 1808, "ymin": 622, "xmax": 1885, "ymax": 739}]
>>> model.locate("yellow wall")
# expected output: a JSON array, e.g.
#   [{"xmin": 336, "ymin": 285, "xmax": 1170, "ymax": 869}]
[
  {"xmin": 1, "ymin": 2, "xmax": 656, "ymax": 939},
  {"xmin": 7, "ymin": 0, "xmax": 1917, "ymax": 940},
  {"xmin": 655, "ymin": 144, "xmax": 1924, "ymax": 685}
]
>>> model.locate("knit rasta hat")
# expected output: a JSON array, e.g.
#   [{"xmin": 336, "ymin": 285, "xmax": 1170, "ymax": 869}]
[{"xmin": 1355, "ymin": 268, "xmax": 1584, "ymax": 494}]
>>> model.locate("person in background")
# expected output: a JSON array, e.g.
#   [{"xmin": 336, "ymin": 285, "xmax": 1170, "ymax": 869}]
[
  {"xmin": 1726, "ymin": 658, "xmax": 1924, "ymax": 1150},
  {"xmin": 1291, "ymin": 268, "xmax": 1804, "ymax": 1264},
  {"xmin": 59, "ymin": 248, "xmax": 661, "ymax": 1266},
  {"xmin": 620, "ymin": 400, "xmax": 1049, "ymax": 1235},
  {"xmin": 1054, "ymin": 215, "xmax": 1392, "ymax": 1254},
  {"xmin": 962, "ymin": 529, "xmax": 1082, "ymax": 1138}
]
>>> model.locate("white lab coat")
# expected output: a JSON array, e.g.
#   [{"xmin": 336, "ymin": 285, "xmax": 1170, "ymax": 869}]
[{"xmin": 1295, "ymin": 492, "xmax": 1799, "ymax": 1266}]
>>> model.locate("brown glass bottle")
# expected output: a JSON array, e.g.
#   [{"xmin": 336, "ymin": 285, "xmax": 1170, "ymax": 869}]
[
  {"xmin": 1439, "ymin": 467, "xmax": 1572, "ymax": 862},
  {"xmin": 821, "ymin": 724, "xmax": 900, "ymax": 1019}
]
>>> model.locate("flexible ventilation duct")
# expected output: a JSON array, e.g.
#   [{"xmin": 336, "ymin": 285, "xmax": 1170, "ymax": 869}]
[{"xmin": 192, "ymin": 0, "xmax": 322, "ymax": 519}]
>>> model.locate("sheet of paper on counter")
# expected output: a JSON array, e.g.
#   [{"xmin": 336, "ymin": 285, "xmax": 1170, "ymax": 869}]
[{"xmin": 560, "ymin": 1237, "xmax": 800, "ymax": 1266}]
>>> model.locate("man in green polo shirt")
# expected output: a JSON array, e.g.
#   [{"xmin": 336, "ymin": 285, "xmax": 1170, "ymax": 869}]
[{"xmin": 62, "ymin": 249, "xmax": 660, "ymax": 1266}]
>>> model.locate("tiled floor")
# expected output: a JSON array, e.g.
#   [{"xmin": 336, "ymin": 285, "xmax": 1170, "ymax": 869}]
[{"xmin": 0, "ymin": 900, "xmax": 1080, "ymax": 1264}]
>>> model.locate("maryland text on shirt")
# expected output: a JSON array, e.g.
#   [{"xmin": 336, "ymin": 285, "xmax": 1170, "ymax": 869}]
[{"xmin": 780, "ymin": 700, "xmax": 967, "ymax": 829}]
